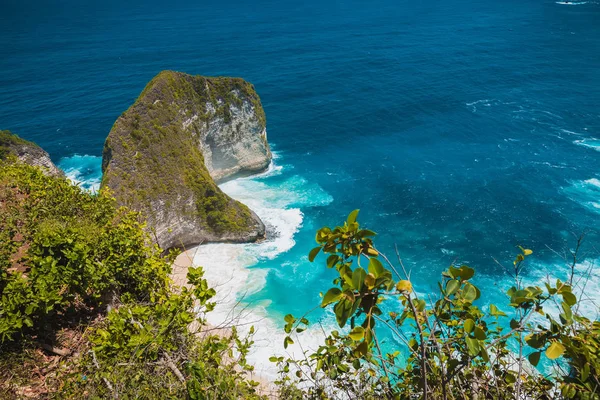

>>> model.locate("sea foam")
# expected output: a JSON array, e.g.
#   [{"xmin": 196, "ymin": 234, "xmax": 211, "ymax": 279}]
[
  {"xmin": 58, "ymin": 154, "xmax": 103, "ymax": 192},
  {"xmin": 191, "ymin": 157, "xmax": 334, "ymax": 378},
  {"xmin": 574, "ymin": 138, "xmax": 600, "ymax": 152},
  {"xmin": 563, "ymin": 177, "xmax": 600, "ymax": 215}
]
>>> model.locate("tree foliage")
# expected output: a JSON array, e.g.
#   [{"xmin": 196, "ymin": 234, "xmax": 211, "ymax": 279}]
[
  {"xmin": 275, "ymin": 210, "xmax": 600, "ymax": 400},
  {"xmin": 0, "ymin": 161, "xmax": 266, "ymax": 399},
  {"xmin": 0, "ymin": 160, "xmax": 168, "ymax": 342}
]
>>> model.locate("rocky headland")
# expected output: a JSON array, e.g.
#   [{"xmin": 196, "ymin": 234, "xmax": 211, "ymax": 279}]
[{"xmin": 101, "ymin": 70, "xmax": 272, "ymax": 250}]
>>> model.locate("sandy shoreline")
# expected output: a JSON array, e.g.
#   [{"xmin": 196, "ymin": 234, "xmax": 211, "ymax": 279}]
[{"xmin": 172, "ymin": 248, "xmax": 279, "ymax": 399}]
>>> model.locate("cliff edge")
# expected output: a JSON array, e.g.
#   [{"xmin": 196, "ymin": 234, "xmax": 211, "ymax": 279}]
[
  {"xmin": 0, "ymin": 130, "xmax": 62, "ymax": 176},
  {"xmin": 101, "ymin": 71, "xmax": 270, "ymax": 250}
]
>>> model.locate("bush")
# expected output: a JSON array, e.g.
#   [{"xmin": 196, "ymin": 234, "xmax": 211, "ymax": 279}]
[
  {"xmin": 0, "ymin": 161, "xmax": 169, "ymax": 342},
  {"xmin": 276, "ymin": 210, "xmax": 600, "ymax": 399},
  {"xmin": 0, "ymin": 160, "xmax": 266, "ymax": 399},
  {"xmin": 60, "ymin": 267, "xmax": 265, "ymax": 399}
]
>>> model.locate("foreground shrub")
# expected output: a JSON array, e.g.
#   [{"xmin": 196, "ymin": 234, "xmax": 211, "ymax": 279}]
[
  {"xmin": 0, "ymin": 161, "xmax": 169, "ymax": 342},
  {"xmin": 60, "ymin": 267, "xmax": 265, "ymax": 399},
  {"xmin": 276, "ymin": 210, "xmax": 600, "ymax": 399},
  {"xmin": 0, "ymin": 160, "xmax": 266, "ymax": 399}
]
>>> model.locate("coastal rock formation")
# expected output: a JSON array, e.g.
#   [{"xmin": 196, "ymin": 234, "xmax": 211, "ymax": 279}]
[
  {"xmin": 0, "ymin": 130, "xmax": 62, "ymax": 176},
  {"xmin": 101, "ymin": 71, "xmax": 270, "ymax": 250}
]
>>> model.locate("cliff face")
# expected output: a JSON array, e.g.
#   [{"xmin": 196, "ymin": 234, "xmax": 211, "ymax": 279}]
[
  {"xmin": 101, "ymin": 71, "xmax": 270, "ymax": 250},
  {"xmin": 0, "ymin": 130, "xmax": 62, "ymax": 176},
  {"xmin": 193, "ymin": 82, "xmax": 271, "ymax": 183}
]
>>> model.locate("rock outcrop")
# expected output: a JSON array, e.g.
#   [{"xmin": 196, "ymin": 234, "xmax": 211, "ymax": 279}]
[
  {"xmin": 0, "ymin": 130, "xmax": 62, "ymax": 176},
  {"xmin": 101, "ymin": 71, "xmax": 271, "ymax": 250}
]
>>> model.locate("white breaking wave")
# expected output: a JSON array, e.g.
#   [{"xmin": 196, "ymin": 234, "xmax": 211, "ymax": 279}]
[
  {"xmin": 58, "ymin": 154, "xmax": 103, "ymax": 192},
  {"xmin": 574, "ymin": 138, "xmax": 600, "ymax": 152},
  {"xmin": 584, "ymin": 178, "xmax": 600, "ymax": 188},
  {"xmin": 191, "ymin": 160, "xmax": 334, "ymax": 378},
  {"xmin": 556, "ymin": 1, "xmax": 589, "ymax": 5},
  {"xmin": 563, "ymin": 177, "xmax": 600, "ymax": 214}
]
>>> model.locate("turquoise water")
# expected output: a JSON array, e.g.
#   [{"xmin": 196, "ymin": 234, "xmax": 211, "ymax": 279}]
[{"xmin": 2, "ymin": 0, "xmax": 600, "ymax": 373}]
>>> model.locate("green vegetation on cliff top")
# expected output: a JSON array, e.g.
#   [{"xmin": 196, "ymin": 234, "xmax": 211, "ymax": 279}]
[{"xmin": 138, "ymin": 70, "xmax": 266, "ymax": 127}]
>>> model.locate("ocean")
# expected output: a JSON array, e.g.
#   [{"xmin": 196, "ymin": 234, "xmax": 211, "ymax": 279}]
[{"xmin": 2, "ymin": 0, "xmax": 599, "ymax": 377}]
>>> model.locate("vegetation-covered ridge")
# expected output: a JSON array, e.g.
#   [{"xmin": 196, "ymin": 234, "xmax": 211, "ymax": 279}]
[
  {"xmin": 0, "ymin": 130, "xmax": 31, "ymax": 157},
  {"xmin": 0, "ymin": 160, "xmax": 267, "ymax": 399},
  {"xmin": 101, "ymin": 70, "xmax": 266, "ymax": 250}
]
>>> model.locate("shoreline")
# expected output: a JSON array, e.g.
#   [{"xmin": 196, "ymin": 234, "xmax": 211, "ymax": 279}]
[
  {"xmin": 172, "ymin": 248, "xmax": 279, "ymax": 398},
  {"xmin": 166, "ymin": 156, "xmax": 333, "ymax": 393}
]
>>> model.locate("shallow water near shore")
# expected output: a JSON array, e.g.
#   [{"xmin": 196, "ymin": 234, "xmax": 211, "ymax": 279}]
[{"xmin": 3, "ymin": 0, "xmax": 600, "ymax": 375}]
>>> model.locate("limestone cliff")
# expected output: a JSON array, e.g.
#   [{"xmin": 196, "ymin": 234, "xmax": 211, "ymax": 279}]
[
  {"xmin": 0, "ymin": 130, "xmax": 62, "ymax": 176},
  {"xmin": 101, "ymin": 71, "xmax": 271, "ymax": 250}
]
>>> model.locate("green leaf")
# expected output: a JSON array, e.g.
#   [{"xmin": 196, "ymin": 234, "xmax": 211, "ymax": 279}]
[
  {"xmin": 462, "ymin": 282, "xmax": 479, "ymax": 302},
  {"xmin": 562, "ymin": 291, "xmax": 577, "ymax": 307},
  {"xmin": 326, "ymin": 255, "xmax": 339, "ymax": 269},
  {"xmin": 562, "ymin": 384, "xmax": 577, "ymax": 399},
  {"xmin": 446, "ymin": 279, "xmax": 460, "ymax": 296},
  {"xmin": 396, "ymin": 280, "xmax": 412, "ymax": 293},
  {"xmin": 489, "ymin": 304, "xmax": 507, "ymax": 317},
  {"xmin": 528, "ymin": 351, "xmax": 541, "ymax": 367},
  {"xmin": 284, "ymin": 314, "xmax": 295, "ymax": 323},
  {"xmin": 284, "ymin": 336, "xmax": 294, "ymax": 349},
  {"xmin": 357, "ymin": 229, "xmax": 376, "ymax": 238},
  {"xmin": 354, "ymin": 341, "xmax": 368, "ymax": 357},
  {"xmin": 348, "ymin": 326, "xmax": 365, "ymax": 341},
  {"xmin": 457, "ymin": 265, "xmax": 475, "ymax": 280},
  {"xmin": 525, "ymin": 333, "xmax": 544, "ymax": 349},
  {"xmin": 466, "ymin": 337, "xmax": 480, "ymax": 356},
  {"xmin": 561, "ymin": 301, "xmax": 573, "ymax": 323},
  {"xmin": 447, "ymin": 266, "xmax": 460, "ymax": 279},
  {"xmin": 582, "ymin": 363, "xmax": 590, "ymax": 381},
  {"xmin": 322, "ymin": 288, "xmax": 342, "ymax": 307},
  {"xmin": 464, "ymin": 319, "xmax": 475, "ymax": 333},
  {"xmin": 505, "ymin": 373, "xmax": 516, "ymax": 384},
  {"xmin": 308, "ymin": 246, "xmax": 321, "ymax": 262},
  {"xmin": 545, "ymin": 341, "xmax": 565, "ymax": 360},
  {"xmin": 347, "ymin": 209, "xmax": 360, "ymax": 225},
  {"xmin": 415, "ymin": 299, "xmax": 426, "ymax": 312},
  {"xmin": 368, "ymin": 258, "xmax": 385, "ymax": 278},
  {"xmin": 364, "ymin": 273, "xmax": 376, "ymax": 289},
  {"xmin": 474, "ymin": 326, "xmax": 486, "ymax": 340},
  {"xmin": 352, "ymin": 268, "xmax": 367, "ymax": 291},
  {"xmin": 333, "ymin": 299, "xmax": 353, "ymax": 328},
  {"xmin": 480, "ymin": 346, "xmax": 490, "ymax": 362}
]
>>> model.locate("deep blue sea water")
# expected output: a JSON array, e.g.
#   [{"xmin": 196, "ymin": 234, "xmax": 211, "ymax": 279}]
[{"xmin": 2, "ymin": 0, "xmax": 600, "ymax": 373}]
